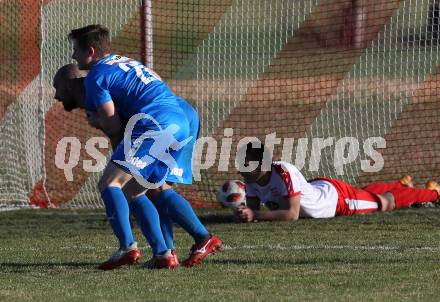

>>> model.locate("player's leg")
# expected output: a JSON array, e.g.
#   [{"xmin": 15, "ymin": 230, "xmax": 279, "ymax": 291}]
[
  {"xmin": 144, "ymin": 183, "xmax": 175, "ymax": 251},
  {"xmin": 123, "ymin": 179, "xmax": 177, "ymax": 269},
  {"xmin": 148, "ymin": 189, "xmax": 178, "ymax": 265},
  {"xmin": 122, "ymin": 179, "xmax": 169, "ymax": 254},
  {"xmin": 323, "ymin": 178, "xmax": 382, "ymax": 215},
  {"xmin": 152, "ymin": 101, "xmax": 222, "ymax": 267},
  {"xmin": 147, "ymin": 183, "xmax": 212, "ymax": 241},
  {"xmin": 109, "ymin": 118, "xmax": 175, "ymax": 269},
  {"xmin": 124, "ymin": 178, "xmax": 178, "ymax": 265},
  {"xmin": 150, "ymin": 168, "xmax": 210, "ymax": 245},
  {"xmin": 384, "ymin": 185, "xmax": 439, "ymax": 209},
  {"xmin": 151, "ymin": 186, "xmax": 222, "ymax": 267},
  {"xmin": 362, "ymin": 175, "xmax": 413, "ymax": 195},
  {"xmin": 97, "ymin": 162, "xmax": 141, "ymax": 270},
  {"xmin": 369, "ymin": 180, "xmax": 439, "ymax": 210}
]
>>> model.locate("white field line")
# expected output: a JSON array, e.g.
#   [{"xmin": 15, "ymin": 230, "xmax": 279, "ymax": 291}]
[
  {"xmin": 222, "ymin": 244, "xmax": 440, "ymax": 251},
  {"xmin": 1, "ymin": 244, "xmax": 438, "ymax": 252}
]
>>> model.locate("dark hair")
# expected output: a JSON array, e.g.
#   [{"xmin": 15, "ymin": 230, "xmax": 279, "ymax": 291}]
[
  {"xmin": 68, "ymin": 24, "xmax": 111, "ymax": 55},
  {"xmin": 245, "ymin": 142, "xmax": 267, "ymax": 163}
]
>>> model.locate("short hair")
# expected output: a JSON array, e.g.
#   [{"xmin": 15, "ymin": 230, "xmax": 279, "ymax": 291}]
[
  {"xmin": 68, "ymin": 24, "xmax": 111, "ymax": 55},
  {"xmin": 244, "ymin": 142, "xmax": 269, "ymax": 163},
  {"xmin": 54, "ymin": 63, "xmax": 86, "ymax": 81}
]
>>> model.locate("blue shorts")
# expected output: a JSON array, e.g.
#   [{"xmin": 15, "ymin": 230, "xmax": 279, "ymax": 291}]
[
  {"xmin": 148, "ymin": 98, "xmax": 199, "ymax": 185},
  {"xmin": 112, "ymin": 100, "xmax": 198, "ymax": 188}
]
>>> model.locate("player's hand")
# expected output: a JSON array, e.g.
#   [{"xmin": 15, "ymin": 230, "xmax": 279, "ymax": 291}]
[
  {"xmin": 233, "ymin": 205, "xmax": 247, "ymax": 223},
  {"xmin": 238, "ymin": 207, "xmax": 255, "ymax": 222}
]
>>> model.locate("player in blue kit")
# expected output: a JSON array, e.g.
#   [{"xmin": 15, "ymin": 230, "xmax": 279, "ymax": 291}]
[{"xmin": 55, "ymin": 24, "xmax": 222, "ymax": 269}]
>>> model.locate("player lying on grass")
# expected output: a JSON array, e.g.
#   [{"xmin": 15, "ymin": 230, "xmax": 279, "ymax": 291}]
[
  {"xmin": 53, "ymin": 24, "xmax": 222, "ymax": 269},
  {"xmin": 235, "ymin": 142, "xmax": 440, "ymax": 223}
]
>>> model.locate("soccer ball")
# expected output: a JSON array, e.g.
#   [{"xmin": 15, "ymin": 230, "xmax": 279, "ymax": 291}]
[{"xmin": 216, "ymin": 179, "xmax": 246, "ymax": 209}]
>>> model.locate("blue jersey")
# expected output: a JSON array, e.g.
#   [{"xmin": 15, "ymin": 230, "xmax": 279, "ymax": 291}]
[{"xmin": 83, "ymin": 54, "xmax": 178, "ymax": 123}]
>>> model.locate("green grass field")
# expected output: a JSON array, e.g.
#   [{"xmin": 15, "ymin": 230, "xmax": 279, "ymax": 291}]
[
  {"xmin": 1, "ymin": 1, "xmax": 440, "ymax": 300},
  {"xmin": 1, "ymin": 208, "xmax": 440, "ymax": 301}
]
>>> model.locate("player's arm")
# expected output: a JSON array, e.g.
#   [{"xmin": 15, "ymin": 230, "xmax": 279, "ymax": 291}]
[
  {"xmin": 239, "ymin": 195, "xmax": 301, "ymax": 222},
  {"xmin": 96, "ymin": 101, "xmax": 123, "ymax": 149}
]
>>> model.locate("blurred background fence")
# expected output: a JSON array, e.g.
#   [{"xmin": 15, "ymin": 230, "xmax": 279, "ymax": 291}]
[{"xmin": 0, "ymin": 0, "xmax": 439, "ymax": 209}]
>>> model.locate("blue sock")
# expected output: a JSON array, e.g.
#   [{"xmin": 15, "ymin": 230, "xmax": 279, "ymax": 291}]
[
  {"xmin": 128, "ymin": 195, "xmax": 168, "ymax": 255},
  {"xmin": 101, "ymin": 187, "xmax": 134, "ymax": 249},
  {"xmin": 151, "ymin": 198, "xmax": 174, "ymax": 250},
  {"xmin": 156, "ymin": 189, "xmax": 210, "ymax": 243}
]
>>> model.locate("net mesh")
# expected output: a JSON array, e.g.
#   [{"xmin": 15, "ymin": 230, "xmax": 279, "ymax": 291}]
[{"xmin": 0, "ymin": 0, "xmax": 439, "ymax": 209}]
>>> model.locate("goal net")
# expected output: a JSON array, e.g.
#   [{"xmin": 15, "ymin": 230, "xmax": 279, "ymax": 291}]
[{"xmin": 0, "ymin": 0, "xmax": 439, "ymax": 209}]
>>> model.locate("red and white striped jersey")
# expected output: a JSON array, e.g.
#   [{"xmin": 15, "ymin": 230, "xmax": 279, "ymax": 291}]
[{"xmin": 245, "ymin": 161, "xmax": 338, "ymax": 218}]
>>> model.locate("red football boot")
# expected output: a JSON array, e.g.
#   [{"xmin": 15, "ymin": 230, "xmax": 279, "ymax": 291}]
[
  {"xmin": 182, "ymin": 234, "xmax": 223, "ymax": 267},
  {"xmin": 146, "ymin": 252, "xmax": 179, "ymax": 269},
  {"xmin": 98, "ymin": 242, "xmax": 141, "ymax": 270}
]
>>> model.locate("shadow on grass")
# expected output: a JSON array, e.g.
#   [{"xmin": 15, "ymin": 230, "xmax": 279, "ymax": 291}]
[
  {"xmin": 198, "ymin": 213, "xmax": 234, "ymax": 224},
  {"xmin": 195, "ymin": 208, "xmax": 440, "ymax": 226},
  {"xmin": 209, "ymin": 256, "xmax": 436, "ymax": 266},
  {"xmin": 0, "ymin": 262, "xmax": 100, "ymax": 273}
]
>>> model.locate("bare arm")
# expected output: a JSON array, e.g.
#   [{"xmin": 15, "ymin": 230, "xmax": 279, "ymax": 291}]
[
  {"xmin": 96, "ymin": 101, "xmax": 123, "ymax": 150},
  {"xmin": 239, "ymin": 195, "xmax": 301, "ymax": 222}
]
